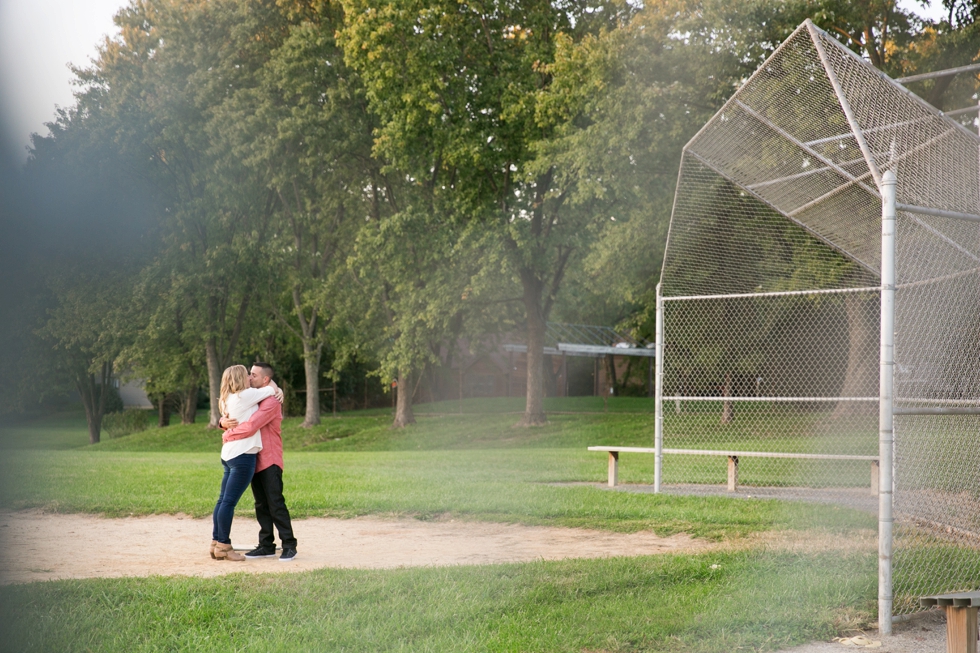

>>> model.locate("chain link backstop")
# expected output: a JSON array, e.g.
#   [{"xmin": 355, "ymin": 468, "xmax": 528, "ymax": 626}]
[{"xmin": 657, "ymin": 19, "xmax": 980, "ymax": 628}]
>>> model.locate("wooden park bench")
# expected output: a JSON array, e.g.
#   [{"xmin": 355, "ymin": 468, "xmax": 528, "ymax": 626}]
[
  {"xmin": 587, "ymin": 446, "xmax": 880, "ymax": 493},
  {"xmin": 920, "ymin": 591, "xmax": 980, "ymax": 653}
]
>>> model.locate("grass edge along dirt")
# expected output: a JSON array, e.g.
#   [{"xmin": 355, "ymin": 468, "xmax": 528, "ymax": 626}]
[
  {"xmin": 0, "ymin": 548, "xmax": 877, "ymax": 653},
  {"xmin": 0, "ymin": 401, "xmax": 878, "ymax": 539},
  {"xmin": 0, "ymin": 447, "xmax": 877, "ymax": 540}
]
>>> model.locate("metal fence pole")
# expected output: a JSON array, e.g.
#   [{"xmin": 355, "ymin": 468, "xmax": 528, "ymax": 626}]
[
  {"xmin": 879, "ymin": 170, "xmax": 897, "ymax": 635},
  {"xmin": 654, "ymin": 283, "xmax": 665, "ymax": 493}
]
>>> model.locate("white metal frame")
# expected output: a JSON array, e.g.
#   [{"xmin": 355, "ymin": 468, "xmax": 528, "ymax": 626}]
[{"xmin": 878, "ymin": 170, "xmax": 897, "ymax": 633}]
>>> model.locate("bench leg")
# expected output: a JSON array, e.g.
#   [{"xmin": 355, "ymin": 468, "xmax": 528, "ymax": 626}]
[
  {"xmin": 608, "ymin": 451, "xmax": 619, "ymax": 488},
  {"xmin": 727, "ymin": 455, "xmax": 738, "ymax": 492},
  {"xmin": 871, "ymin": 460, "xmax": 880, "ymax": 496},
  {"xmin": 944, "ymin": 606, "xmax": 978, "ymax": 653}
]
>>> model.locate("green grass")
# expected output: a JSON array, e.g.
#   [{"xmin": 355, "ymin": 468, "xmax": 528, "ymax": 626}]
[
  {"xmin": 0, "ymin": 448, "xmax": 874, "ymax": 538},
  {"xmin": 0, "ymin": 412, "xmax": 94, "ymax": 450},
  {"xmin": 0, "ymin": 550, "xmax": 876, "ymax": 653},
  {"xmin": 0, "ymin": 401, "xmax": 876, "ymax": 537},
  {"xmin": 0, "ymin": 400, "xmax": 886, "ymax": 652}
]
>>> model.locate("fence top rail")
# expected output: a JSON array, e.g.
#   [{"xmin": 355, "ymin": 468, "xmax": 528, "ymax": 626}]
[
  {"xmin": 896, "ymin": 398, "xmax": 980, "ymax": 406},
  {"xmin": 897, "ymin": 202, "xmax": 980, "ymax": 223},
  {"xmin": 661, "ymin": 286, "xmax": 881, "ymax": 302},
  {"xmin": 894, "ymin": 407, "xmax": 980, "ymax": 415},
  {"xmin": 896, "ymin": 62, "xmax": 980, "ymax": 83},
  {"xmin": 663, "ymin": 449, "xmax": 879, "ymax": 460},
  {"xmin": 663, "ymin": 396, "xmax": 879, "ymax": 403}
]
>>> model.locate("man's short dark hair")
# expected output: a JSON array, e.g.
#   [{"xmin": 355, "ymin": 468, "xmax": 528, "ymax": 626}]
[{"xmin": 253, "ymin": 362, "xmax": 275, "ymax": 380}]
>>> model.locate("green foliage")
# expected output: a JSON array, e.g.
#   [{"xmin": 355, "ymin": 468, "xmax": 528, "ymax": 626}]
[
  {"xmin": 101, "ymin": 409, "xmax": 150, "ymax": 439},
  {"xmin": 13, "ymin": 0, "xmax": 980, "ymax": 435},
  {"xmin": 339, "ymin": 0, "xmax": 643, "ymax": 423},
  {"xmin": 32, "ymin": 264, "xmax": 139, "ymax": 443},
  {"xmin": 101, "ymin": 385, "xmax": 125, "ymax": 416}
]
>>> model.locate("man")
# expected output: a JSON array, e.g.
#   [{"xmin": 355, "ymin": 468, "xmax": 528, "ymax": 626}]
[{"xmin": 220, "ymin": 363, "xmax": 298, "ymax": 561}]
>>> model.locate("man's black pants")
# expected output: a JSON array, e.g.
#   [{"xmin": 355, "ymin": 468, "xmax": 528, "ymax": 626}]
[{"xmin": 251, "ymin": 464, "xmax": 297, "ymax": 550}]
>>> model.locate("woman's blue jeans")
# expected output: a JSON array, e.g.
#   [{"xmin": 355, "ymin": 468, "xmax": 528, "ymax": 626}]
[{"xmin": 211, "ymin": 453, "xmax": 257, "ymax": 544}]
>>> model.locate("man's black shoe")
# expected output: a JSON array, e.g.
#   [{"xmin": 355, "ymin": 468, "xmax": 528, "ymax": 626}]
[
  {"xmin": 279, "ymin": 548, "xmax": 297, "ymax": 562},
  {"xmin": 244, "ymin": 547, "xmax": 277, "ymax": 559}
]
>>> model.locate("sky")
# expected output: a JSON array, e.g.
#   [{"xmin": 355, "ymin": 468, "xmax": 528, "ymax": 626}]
[
  {"xmin": 0, "ymin": 0, "xmax": 126, "ymax": 162},
  {"xmin": 0, "ymin": 0, "xmax": 957, "ymax": 164}
]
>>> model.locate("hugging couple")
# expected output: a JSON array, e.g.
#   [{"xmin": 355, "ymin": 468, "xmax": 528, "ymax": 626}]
[{"xmin": 210, "ymin": 362, "xmax": 298, "ymax": 562}]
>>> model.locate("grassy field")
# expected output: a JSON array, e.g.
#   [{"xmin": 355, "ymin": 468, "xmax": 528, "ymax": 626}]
[
  {"xmin": 0, "ymin": 398, "xmax": 882, "ymax": 652},
  {"xmin": 0, "ymin": 550, "xmax": 875, "ymax": 653}
]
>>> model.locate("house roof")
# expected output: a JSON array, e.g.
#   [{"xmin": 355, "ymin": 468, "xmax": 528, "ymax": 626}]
[{"xmin": 503, "ymin": 322, "xmax": 653, "ymax": 358}]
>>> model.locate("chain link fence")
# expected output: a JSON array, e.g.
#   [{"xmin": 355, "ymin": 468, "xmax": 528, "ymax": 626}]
[{"xmin": 658, "ymin": 20, "xmax": 980, "ymax": 619}]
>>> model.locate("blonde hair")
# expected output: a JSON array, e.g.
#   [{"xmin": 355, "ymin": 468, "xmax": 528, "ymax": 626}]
[{"xmin": 219, "ymin": 365, "xmax": 250, "ymax": 414}]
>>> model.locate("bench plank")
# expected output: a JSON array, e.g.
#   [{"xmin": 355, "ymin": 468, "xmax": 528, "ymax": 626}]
[
  {"xmin": 588, "ymin": 446, "xmax": 878, "ymax": 461},
  {"xmin": 589, "ymin": 446, "xmax": 879, "ymax": 492}
]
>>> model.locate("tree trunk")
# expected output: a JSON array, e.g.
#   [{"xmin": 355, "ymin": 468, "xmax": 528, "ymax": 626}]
[
  {"xmin": 392, "ymin": 372, "xmax": 415, "ymax": 427},
  {"xmin": 84, "ymin": 401, "xmax": 102, "ymax": 444},
  {"xmin": 543, "ymin": 355, "xmax": 558, "ymax": 398},
  {"xmin": 157, "ymin": 394, "xmax": 171, "ymax": 427},
  {"xmin": 206, "ymin": 337, "xmax": 223, "ymax": 427},
  {"xmin": 76, "ymin": 361, "xmax": 111, "ymax": 444},
  {"xmin": 607, "ymin": 354, "xmax": 618, "ymax": 394},
  {"xmin": 301, "ymin": 341, "xmax": 323, "ymax": 428},
  {"xmin": 180, "ymin": 385, "xmax": 198, "ymax": 424},
  {"xmin": 204, "ymin": 292, "xmax": 251, "ymax": 428},
  {"xmin": 521, "ymin": 275, "xmax": 548, "ymax": 425},
  {"xmin": 79, "ymin": 378, "xmax": 102, "ymax": 445},
  {"xmin": 833, "ymin": 293, "xmax": 878, "ymax": 418}
]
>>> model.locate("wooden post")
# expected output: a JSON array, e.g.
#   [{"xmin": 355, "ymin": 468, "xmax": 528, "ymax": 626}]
[
  {"xmin": 727, "ymin": 455, "xmax": 739, "ymax": 492},
  {"xmin": 648, "ymin": 357, "xmax": 653, "ymax": 398},
  {"xmin": 562, "ymin": 352, "xmax": 567, "ymax": 397},
  {"xmin": 920, "ymin": 592, "xmax": 980, "ymax": 653},
  {"xmin": 594, "ymin": 357, "xmax": 599, "ymax": 396},
  {"xmin": 944, "ymin": 606, "xmax": 978, "ymax": 653},
  {"xmin": 871, "ymin": 459, "xmax": 880, "ymax": 495},
  {"xmin": 608, "ymin": 451, "xmax": 619, "ymax": 487}
]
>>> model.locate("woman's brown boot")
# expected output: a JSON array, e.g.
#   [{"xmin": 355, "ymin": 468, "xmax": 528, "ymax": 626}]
[
  {"xmin": 210, "ymin": 540, "xmax": 220, "ymax": 559},
  {"xmin": 213, "ymin": 542, "xmax": 245, "ymax": 561}
]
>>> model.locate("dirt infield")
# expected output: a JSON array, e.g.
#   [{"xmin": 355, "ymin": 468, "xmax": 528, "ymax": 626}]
[{"xmin": 0, "ymin": 510, "xmax": 711, "ymax": 584}]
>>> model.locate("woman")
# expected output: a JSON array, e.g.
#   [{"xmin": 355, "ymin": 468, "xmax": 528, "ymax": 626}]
[{"xmin": 210, "ymin": 364, "xmax": 280, "ymax": 561}]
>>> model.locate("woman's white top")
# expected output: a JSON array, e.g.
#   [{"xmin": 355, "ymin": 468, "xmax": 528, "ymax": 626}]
[{"xmin": 220, "ymin": 386, "xmax": 276, "ymax": 461}]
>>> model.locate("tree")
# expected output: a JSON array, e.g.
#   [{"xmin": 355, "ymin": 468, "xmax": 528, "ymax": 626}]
[
  {"xmin": 214, "ymin": 10, "xmax": 374, "ymax": 426},
  {"xmin": 347, "ymin": 205, "xmax": 504, "ymax": 426},
  {"xmin": 122, "ymin": 267, "xmax": 208, "ymax": 425},
  {"xmin": 71, "ymin": 0, "xmax": 296, "ymax": 426},
  {"xmin": 39, "ymin": 266, "xmax": 135, "ymax": 443},
  {"xmin": 340, "ymin": 0, "xmax": 634, "ymax": 425}
]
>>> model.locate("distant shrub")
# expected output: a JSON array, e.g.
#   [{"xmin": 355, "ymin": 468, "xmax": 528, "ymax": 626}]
[
  {"xmin": 101, "ymin": 384, "xmax": 125, "ymax": 414},
  {"xmin": 103, "ymin": 409, "xmax": 150, "ymax": 439}
]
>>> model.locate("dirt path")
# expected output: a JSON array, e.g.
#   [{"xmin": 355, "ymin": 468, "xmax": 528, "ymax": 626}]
[{"xmin": 0, "ymin": 510, "xmax": 710, "ymax": 584}]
